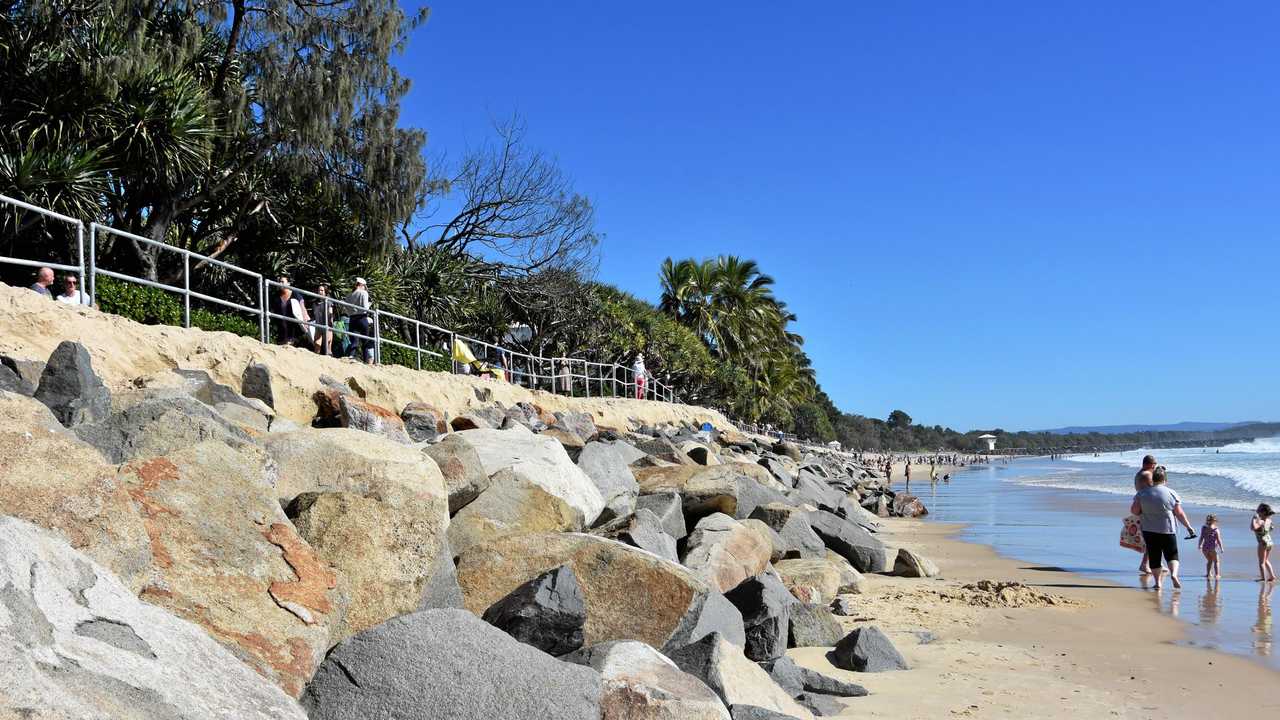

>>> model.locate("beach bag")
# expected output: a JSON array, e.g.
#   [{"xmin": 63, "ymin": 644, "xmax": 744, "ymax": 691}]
[{"xmin": 1120, "ymin": 514, "xmax": 1146, "ymax": 553}]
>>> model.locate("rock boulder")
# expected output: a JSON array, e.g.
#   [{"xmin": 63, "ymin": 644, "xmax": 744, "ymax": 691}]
[
  {"xmin": 301, "ymin": 610, "xmax": 602, "ymax": 720},
  {"xmin": 0, "ymin": 517, "xmax": 307, "ymax": 720}
]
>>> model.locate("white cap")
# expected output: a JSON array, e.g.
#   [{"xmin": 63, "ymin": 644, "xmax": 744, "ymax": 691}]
[{"xmin": 355, "ymin": 277, "xmax": 367, "ymax": 286}]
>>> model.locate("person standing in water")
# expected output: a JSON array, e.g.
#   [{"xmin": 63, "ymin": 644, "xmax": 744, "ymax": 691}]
[{"xmin": 1131, "ymin": 466, "xmax": 1195, "ymax": 590}]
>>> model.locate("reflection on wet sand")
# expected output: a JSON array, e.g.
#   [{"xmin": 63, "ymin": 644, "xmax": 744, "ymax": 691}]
[
  {"xmin": 1255, "ymin": 582, "xmax": 1274, "ymax": 657},
  {"xmin": 1200, "ymin": 579, "xmax": 1222, "ymax": 626}
]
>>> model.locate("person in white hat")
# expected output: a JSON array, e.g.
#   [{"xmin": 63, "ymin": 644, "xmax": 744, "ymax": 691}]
[
  {"xmin": 633, "ymin": 352, "xmax": 648, "ymax": 400},
  {"xmin": 345, "ymin": 277, "xmax": 374, "ymax": 363}
]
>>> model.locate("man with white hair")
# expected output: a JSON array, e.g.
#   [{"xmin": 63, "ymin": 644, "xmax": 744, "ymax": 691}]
[
  {"xmin": 345, "ymin": 277, "xmax": 374, "ymax": 363},
  {"xmin": 29, "ymin": 267, "xmax": 54, "ymax": 298}
]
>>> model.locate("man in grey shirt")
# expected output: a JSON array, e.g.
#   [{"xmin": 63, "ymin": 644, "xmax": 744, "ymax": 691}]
[{"xmin": 1130, "ymin": 467, "xmax": 1195, "ymax": 589}]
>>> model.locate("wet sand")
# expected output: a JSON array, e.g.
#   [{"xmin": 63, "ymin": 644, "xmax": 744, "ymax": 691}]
[{"xmin": 787, "ymin": 517, "xmax": 1280, "ymax": 719}]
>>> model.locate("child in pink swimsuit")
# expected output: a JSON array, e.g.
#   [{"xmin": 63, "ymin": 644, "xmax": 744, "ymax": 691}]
[{"xmin": 1198, "ymin": 514, "xmax": 1224, "ymax": 579}]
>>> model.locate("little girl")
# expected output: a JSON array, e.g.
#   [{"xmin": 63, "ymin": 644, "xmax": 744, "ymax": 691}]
[
  {"xmin": 1252, "ymin": 504, "xmax": 1275, "ymax": 582},
  {"xmin": 1198, "ymin": 514, "xmax": 1224, "ymax": 579}
]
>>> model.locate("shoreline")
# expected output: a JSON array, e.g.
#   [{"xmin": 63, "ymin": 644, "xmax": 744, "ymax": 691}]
[{"xmin": 791, "ymin": 516, "xmax": 1280, "ymax": 718}]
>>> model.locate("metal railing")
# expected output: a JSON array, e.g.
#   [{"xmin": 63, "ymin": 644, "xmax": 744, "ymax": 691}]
[
  {"xmin": 0, "ymin": 194, "xmax": 85, "ymax": 296},
  {"xmin": 90, "ymin": 223, "xmax": 265, "ymax": 330},
  {"xmin": 1, "ymin": 194, "xmax": 680, "ymax": 405}
]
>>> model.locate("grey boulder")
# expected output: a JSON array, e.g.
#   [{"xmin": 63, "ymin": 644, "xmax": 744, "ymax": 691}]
[
  {"xmin": 33, "ymin": 340, "xmax": 111, "ymax": 427},
  {"xmin": 829, "ymin": 625, "xmax": 909, "ymax": 672},
  {"xmin": 481, "ymin": 565, "xmax": 587, "ymax": 656},
  {"xmin": 636, "ymin": 491, "xmax": 688, "ymax": 539},
  {"xmin": 808, "ymin": 510, "xmax": 888, "ymax": 573},
  {"xmin": 748, "ymin": 504, "xmax": 826, "ymax": 559},
  {"xmin": 564, "ymin": 640, "xmax": 731, "ymax": 720},
  {"xmin": 578, "ymin": 440, "xmax": 641, "ymax": 522},
  {"xmin": 241, "ymin": 361, "xmax": 275, "ymax": 408},
  {"xmin": 787, "ymin": 603, "xmax": 844, "ymax": 648},
  {"xmin": 724, "ymin": 573, "xmax": 794, "ymax": 662},
  {"xmin": 73, "ymin": 394, "xmax": 257, "ymax": 463},
  {"xmin": 0, "ymin": 516, "xmax": 306, "ymax": 719},
  {"xmin": 302, "ymin": 609, "xmax": 602, "ymax": 720}
]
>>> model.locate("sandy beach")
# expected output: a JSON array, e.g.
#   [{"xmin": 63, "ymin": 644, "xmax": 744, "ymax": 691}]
[{"xmin": 789, "ymin": 515, "xmax": 1280, "ymax": 719}]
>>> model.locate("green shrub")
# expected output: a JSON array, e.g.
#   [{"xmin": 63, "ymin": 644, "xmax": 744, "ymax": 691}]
[{"xmin": 95, "ymin": 276, "xmax": 258, "ymax": 338}]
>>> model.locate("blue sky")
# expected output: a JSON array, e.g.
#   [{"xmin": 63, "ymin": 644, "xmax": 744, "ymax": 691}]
[{"xmin": 398, "ymin": 2, "xmax": 1280, "ymax": 431}]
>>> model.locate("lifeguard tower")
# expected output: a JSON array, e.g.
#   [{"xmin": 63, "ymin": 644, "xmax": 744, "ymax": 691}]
[{"xmin": 978, "ymin": 433, "xmax": 997, "ymax": 452}]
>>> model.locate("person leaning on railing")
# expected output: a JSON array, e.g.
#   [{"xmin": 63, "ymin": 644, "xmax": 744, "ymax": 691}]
[{"xmin": 345, "ymin": 277, "xmax": 374, "ymax": 364}]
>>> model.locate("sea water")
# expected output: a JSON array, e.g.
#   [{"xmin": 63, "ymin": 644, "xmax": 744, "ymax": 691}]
[{"xmin": 916, "ymin": 440, "xmax": 1280, "ymax": 670}]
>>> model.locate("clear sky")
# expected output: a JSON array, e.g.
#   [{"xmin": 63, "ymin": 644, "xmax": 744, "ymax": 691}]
[{"xmin": 398, "ymin": 2, "xmax": 1280, "ymax": 431}]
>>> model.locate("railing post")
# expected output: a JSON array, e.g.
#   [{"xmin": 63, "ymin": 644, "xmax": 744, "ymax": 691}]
[
  {"xmin": 415, "ymin": 323, "xmax": 422, "ymax": 370},
  {"xmin": 76, "ymin": 222, "xmax": 85, "ymax": 303},
  {"xmin": 87, "ymin": 224, "xmax": 96, "ymax": 305},
  {"xmin": 449, "ymin": 332, "xmax": 457, "ymax": 374},
  {"xmin": 584, "ymin": 360, "xmax": 590, "ymax": 398},
  {"xmin": 258, "ymin": 278, "xmax": 266, "ymax": 343},
  {"xmin": 373, "ymin": 311, "xmax": 381, "ymax": 364},
  {"xmin": 182, "ymin": 253, "xmax": 191, "ymax": 328}
]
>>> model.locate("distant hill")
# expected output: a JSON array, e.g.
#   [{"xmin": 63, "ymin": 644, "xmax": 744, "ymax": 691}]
[{"xmin": 1038, "ymin": 421, "xmax": 1261, "ymax": 435}]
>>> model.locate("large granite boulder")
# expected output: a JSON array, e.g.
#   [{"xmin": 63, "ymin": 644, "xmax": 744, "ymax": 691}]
[
  {"xmin": 761, "ymin": 656, "xmax": 867, "ymax": 699},
  {"xmin": 0, "ymin": 517, "xmax": 307, "ymax": 720},
  {"xmin": 564, "ymin": 640, "xmax": 731, "ymax": 720},
  {"xmin": 635, "ymin": 491, "xmax": 688, "ymax": 539},
  {"xmin": 266, "ymin": 427, "xmax": 445, "ymax": 505},
  {"xmin": 0, "ymin": 360, "xmax": 34, "ymax": 395},
  {"xmin": 33, "ymin": 340, "xmax": 111, "ymax": 427},
  {"xmin": 598, "ymin": 508, "xmax": 680, "ymax": 563},
  {"xmin": 401, "ymin": 401, "xmax": 448, "ymax": 442},
  {"xmin": 116, "ymin": 442, "xmax": 341, "ymax": 696},
  {"xmin": 772, "ymin": 558, "xmax": 863, "ymax": 605},
  {"xmin": 635, "ymin": 436, "xmax": 699, "ymax": 466},
  {"xmin": 577, "ymin": 440, "xmax": 641, "ymax": 522},
  {"xmin": 667, "ymin": 633, "xmax": 814, "ymax": 720},
  {"xmin": 241, "ymin": 361, "xmax": 275, "ymax": 409},
  {"xmin": 457, "ymin": 532, "xmax": 739, "ymax": 652},
  {"xmin": 481, "ymin": 565, "xmax": 586, "ymax": 656},
  {"xmin": 636, "ymin": 464, "xmax": 788, "ymax": 522},
  {"xmin": 830, "ymin": 626, "xmax": 909, "ymax": 672},
  {"xmin": 808, "ymin": 510, "xmax": 888, "ymax": 573},
  {"xmin": 892, "ymin": 493, "xmax": 929, "ymax": 518},
  {"xmin": 448, "ymin": 467, "xmax": 582, "ymax": 555},
  {"xmin": 287, "ymin": 486, "xmax": 450, "ymax": 644},
  {"xmin": 787, "ymin": 603, "xmax": 844, "ymax": 648},
  {"xmin": 421, "ymin": 432, "xmax": 491, "ymax": 513},
  {"xmin": 681, "ymin": 513, "xmax": 774, "ymax": 593},
  {"xmin": 333, "ymin": 394, "xmax": 412, "ymax": 444},
  {"xmin": 450, "ymin": 428, "xmax": 606, "ymax": 527},
  {"xmin": 748, "ymin": 504, "xmax": 826, "ymax": 559},
  {"xmin": 301, "ymin": 610, "xmax": 602, "ymax": 720},
  {"xmin": 0, "ymin": 393, "xmax": 152, "ymax": 590},
  {"xmin": 73, "ymin": 394, "xmax": 257, "ymax": 463},
  {"xmin": 554, "ymin": 410, "xmax": 599, "ymax": 443},
  {"xmin": 724, "ymin": 573, "xmax": 793, "ymax": 661},
  {"xmin": 893, "ymin": 547, "xmax": 941, "ymax": 578}
]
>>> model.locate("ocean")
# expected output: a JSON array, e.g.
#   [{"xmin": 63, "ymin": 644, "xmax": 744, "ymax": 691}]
[{"xmin": 914, "ymin": 438, "xmax": 1280, "ymax": 670}]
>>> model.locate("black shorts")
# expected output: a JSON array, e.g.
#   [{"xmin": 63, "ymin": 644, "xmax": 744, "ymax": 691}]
[{"xmin": 1143, "ymin": 531, "xmax": 1179, "ymax": 569}]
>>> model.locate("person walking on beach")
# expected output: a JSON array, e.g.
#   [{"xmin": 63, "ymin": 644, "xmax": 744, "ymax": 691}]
[
  {"xmin": 1199, "ymin": 514, "xmax": 1224, "ymax": 579},
  {"xmin": 1252, "ymin": 504, "xmax": 1275, "ymax": 582},
  {"xmin": 1130, "ymin": 467, "xmax": 1195, "ymax": 589},
  {"xmin": 1131, "ymin": 455, "xmax": 1158, "ymax": 575}
]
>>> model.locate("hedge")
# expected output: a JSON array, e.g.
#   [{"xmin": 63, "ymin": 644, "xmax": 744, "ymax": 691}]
[{"xmin": 94, "ymin": 276, "xmax": 259, "ymax": 338}]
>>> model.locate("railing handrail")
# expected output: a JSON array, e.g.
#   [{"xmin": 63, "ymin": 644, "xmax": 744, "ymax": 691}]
[{"xmin": 4, "ymin": 196, "xmax": 685, "ymax": 406}]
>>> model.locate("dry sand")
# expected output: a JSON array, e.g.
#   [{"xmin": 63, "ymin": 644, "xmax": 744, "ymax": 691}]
[
  {"xmin": 794, "ymin": 518, "xmax": 1280, "ymax": 719},
  {"xmin": 0, "ymin": 283, "xmax": 731, "ymax": 431}
]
